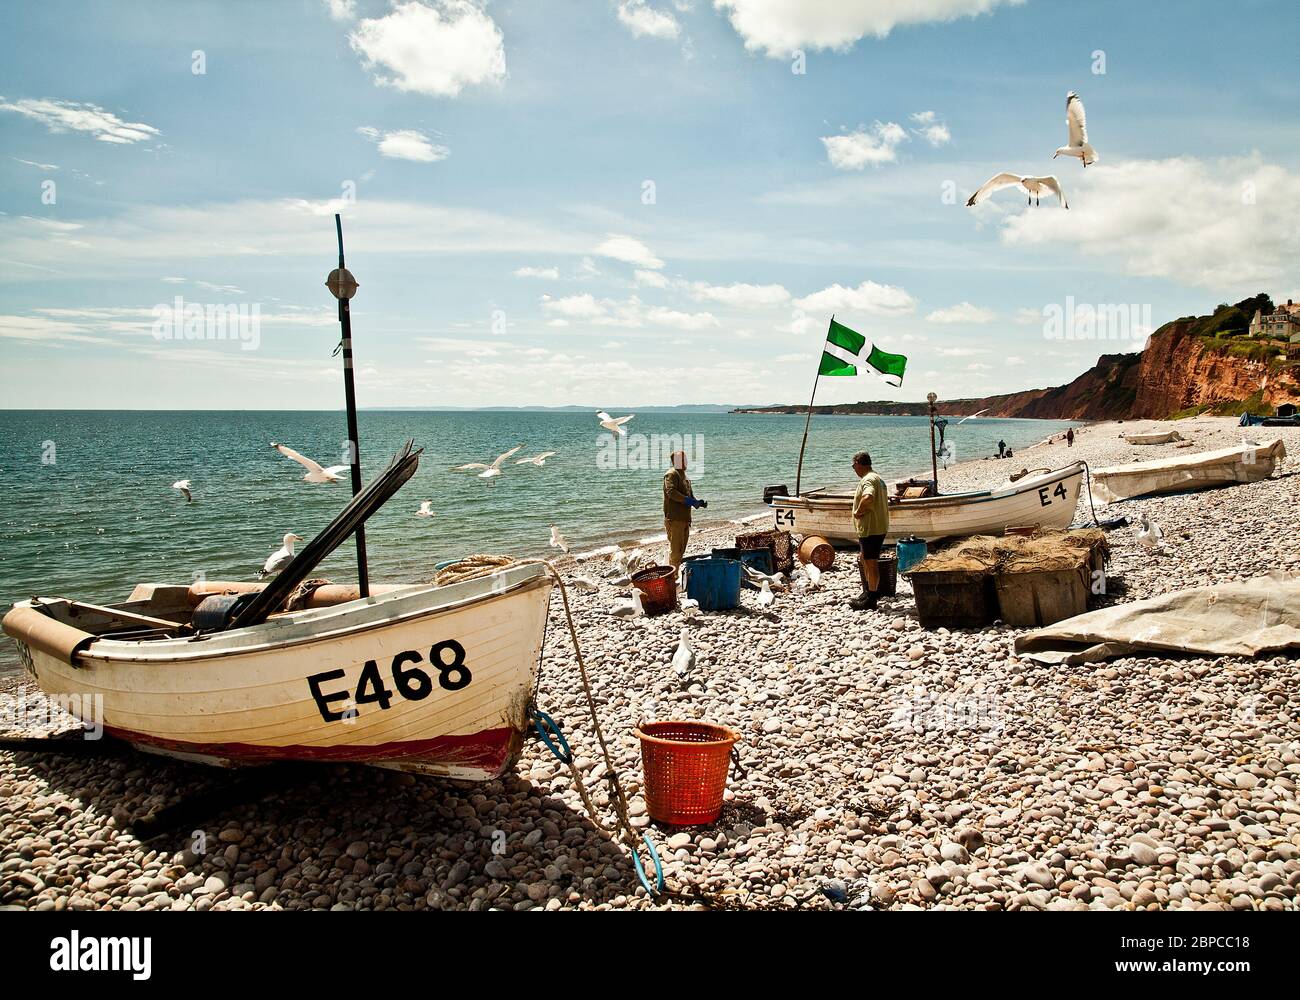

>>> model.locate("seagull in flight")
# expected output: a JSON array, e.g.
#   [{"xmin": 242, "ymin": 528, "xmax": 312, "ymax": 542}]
[
  {"xmin": 171, "ymin": 479, "xmax": 193, "ymax": 503},
  {"xmin": 957, "ymin": 408, "xmax": 991, "ymax": 425},
  {"xmin": 550, "ymin": 525, "xmax": 569, "ymax": 553},
  {"xmin": 597, "ymin": 411, "xmax": 634, "ymax": 436},
  {"xmin": 1054, "ymin": 91, "xmax": 1099, "ymax": 167},
  {"xmin": 258, "ymin": 532, "xmax": 304, "ymax": 578},
  {"xmin": 415, "ymin": 500, "xmax": 435, "ymax": 518},
  {"xmin": 451, "ymin": 444, "xmax": 523, "ymax": 481},
  {"xmin": 271, "ymin": 442, "xmax": 348, "ymax": 483},
  {"xmin": 515, "ymin": 451, "xmax": 557, "ymax": 466},
  {"xmin": 967, "ymin": 173, "xmax": 1068, "ymax": 209}
]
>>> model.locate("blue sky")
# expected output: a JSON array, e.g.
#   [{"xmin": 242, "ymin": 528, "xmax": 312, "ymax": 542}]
[{"xmin": 2, "ymin": 0, "xmax": 1298, "ymax": 409}]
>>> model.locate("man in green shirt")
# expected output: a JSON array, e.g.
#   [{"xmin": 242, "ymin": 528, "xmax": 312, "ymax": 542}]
[{"xmin": 850, "ymin": 450, "xmax": 889, "ymax": 611}]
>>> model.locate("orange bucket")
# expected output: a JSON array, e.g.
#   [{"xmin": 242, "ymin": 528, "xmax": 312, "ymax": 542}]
[{"xmin": 635, "ymin": 721, "xmax": 740, "ymax": 826}]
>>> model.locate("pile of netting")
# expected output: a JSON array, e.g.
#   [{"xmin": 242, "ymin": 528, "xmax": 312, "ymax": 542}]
[{"xmin": 913, "ymin": 529, "xmax": 1108, "ymax": 576}]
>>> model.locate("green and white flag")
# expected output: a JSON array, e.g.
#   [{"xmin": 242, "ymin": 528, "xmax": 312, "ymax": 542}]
[{"xmin": 818, "ymin": 319, "xmax": 908, "ymax": 386}]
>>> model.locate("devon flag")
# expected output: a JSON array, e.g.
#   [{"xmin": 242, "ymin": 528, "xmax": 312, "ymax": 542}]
[{"xmin": 818, "ymin": 318, "xmax": 908, "ymax": 386}]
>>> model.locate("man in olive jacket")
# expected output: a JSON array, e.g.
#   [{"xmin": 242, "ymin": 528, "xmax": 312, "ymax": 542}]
[{"xmin": 663, "ymin": 450, "xmax": 704, "ymax": 568}]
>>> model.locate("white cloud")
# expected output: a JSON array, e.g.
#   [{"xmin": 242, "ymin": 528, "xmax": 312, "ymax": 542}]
[
  {"xmin": 357, "ymin": 126, "xmax": 449, "ymax": 162},
  {"xmin": 909, "ymin": 110, "xmax": 950, "ymax": 147},
  {"xmin": 1005, "ymin": 355, "xmax": 1025, "ymax": 365},
  {"xmin": 617, "ymin": 1, "xmax": 681, "ymax": 39},
  {"xmin": 821, "ymin": 122, "xmax": 908, "ymax": 169},
  {"xmin": 540, "ymin": 293, "xmax": 717, "ymax": 329},
  {"xmin": 714, "ymin": 0, "xmax": 1024, "ymax": 57},
  {"xmin": 933, "ymin": 346, "xmax": 990, "ymax": 357},
  {"xmin": 1012, "ymin": 308, "xmax": 1041, "ymax": 325},
  {"xmin": 594, "ymin": 233, "xmax": 664, "ymax": 269},
  {"xmin": 646, "ymin": 306, "xmax": 720, "ymax": 330},
  {"xmin": 999, "ymin": 157, "xmax": 1300, "ymax": 290},
  {"xmin": 688, "ymin": 281, "xmax": 791, "ymax": 307},
  {"xmin": 634, "ymin": 268, "xmax": 669, "ymax": 288},
  {"xmin": 926, "ymin": 302, "xmax": 995, "ymax": 324},
  {"xmin": 793, "ymin": 279, "xmax": 915, "ymax": 315},
  {"xmin": 0, "ymin": 97, "xmax": 159, "ymax": 144},
  {"xmin": 12, "ymin": 157, "xmax": 58, "ymax": 170},
  {"xmin": 324, "ymin": 0, "xmax": 356, "ymax": 20},
  {"xmin": 966, "ymin": 362, "xmax": 992, "ymax": 371},
  {"xmin": 349, "ymin": 1, "xmax": 506, "ymax": 98},
  {"xmin": 514, "ymin": 265, "xmax": 560, "ymax": 279}
]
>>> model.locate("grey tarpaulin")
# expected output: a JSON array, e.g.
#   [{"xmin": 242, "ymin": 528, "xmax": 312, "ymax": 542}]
[{"xmin": 1014, "ymin": 572, "xmax": 1300, "ymax": 665}]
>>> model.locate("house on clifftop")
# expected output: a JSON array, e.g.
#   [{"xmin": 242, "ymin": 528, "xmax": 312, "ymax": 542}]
[{"xmin": 1249, "ymin": 298, "xmax": 1300, "ymax": 339}]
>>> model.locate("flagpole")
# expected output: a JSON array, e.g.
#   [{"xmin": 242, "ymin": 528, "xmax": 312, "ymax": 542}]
[
  {"xmin": 927, "ymin": 391, "xmax": 939, "ymax": 495},
  {"xmin": 794, "ymin": 314, "xmax": 831, "ymax": 497},
  {"xmin": 330, "ymin": 213, "xmax": 369, "ymax": 597}
]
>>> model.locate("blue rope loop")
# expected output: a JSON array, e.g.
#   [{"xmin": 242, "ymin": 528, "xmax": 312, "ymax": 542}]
[
  {"xmin": 530, "ymin": 709, "xmax": 573, "ymax": 765},
  {"xmin": 631, "ymin": 834, "xmax": 665, "ymax": 897}
]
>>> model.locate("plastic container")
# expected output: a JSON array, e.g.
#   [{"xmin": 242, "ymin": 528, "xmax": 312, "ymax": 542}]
[
  {"xmin": 635, "ymin": 721, "xmax": 740, "ymax": 826},
  {"xmin": 682, "ymin": 557, "xmax": 742, "ymax": 611},
  {"xmin": 908, "ymin": 569, "xmax": 998, "ymax": 629},
  {"xmin": 630, "ymin": 565, "xmax": 678, "ymax": 616},
  {"xmin": 712, "ymin": 546, "xmax": 774, "ymax": 576},
  {"xmin": 896, "ymin": 536, "xmax": 928, "ymax": 575}
]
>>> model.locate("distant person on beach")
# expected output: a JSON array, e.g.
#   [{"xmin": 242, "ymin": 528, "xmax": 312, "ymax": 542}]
[
  {"xmin": 663, "ymin": 450, "xmax": 703, "ymax": 568},
  {"xmin": 850, "ymin": 450, "xmax": 889, "ymax": 611},
  {"xmin": 1066, "ymin": 428, "xmax": 1075, "ymax": 447},
  {"xmin": 997, "ymin": 439, "xmax": 1006, "ymax": 458}
]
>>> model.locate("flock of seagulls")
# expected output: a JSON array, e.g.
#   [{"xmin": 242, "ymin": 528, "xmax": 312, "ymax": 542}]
[{"xmin": 967, "ymin": 90, "xmax": 1098, "ymax": 210}]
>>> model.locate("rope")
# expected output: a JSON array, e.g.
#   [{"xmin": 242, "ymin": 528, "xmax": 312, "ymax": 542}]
[{"xmin": 1080, "ymin": 461, "xmax": 1104, "ymax": 528}]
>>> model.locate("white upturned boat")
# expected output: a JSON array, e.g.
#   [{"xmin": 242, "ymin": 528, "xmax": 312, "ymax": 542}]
[
  {"xmin": 1089, "ymin": 439, "xmax": 1287, "ymax": 504},
  {"xmin": 770, "ymin": 462, "xmax": 1086, "ymax": 544},
  {"xmin": 2, "ymin": 566, "xmax": 553, "ymax": 780},
  {"xmin": 1122, "ymin": 430, "xmax": 1183, "ymax": 445}
]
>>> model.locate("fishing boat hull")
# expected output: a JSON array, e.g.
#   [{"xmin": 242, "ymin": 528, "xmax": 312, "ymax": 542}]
[
  {"xmin": 770, "ymin": 463, "xmax": 1086, "ymax": 544},
  {"xmin": 1089, "ymin": 439, "xmax": 1287, "ymax": 504},
  {"xmin": 1122, "ymin": 431, "xmax": 1182, "ymax": 445},
  {"xmin": 2, "ymin": 564, "xmax": 553, "ymax": 781}
]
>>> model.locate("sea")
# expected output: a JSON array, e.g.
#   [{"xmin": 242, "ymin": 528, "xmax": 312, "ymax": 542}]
[{"xmin": 0, "ymin": 410, "xmax": 1078, "ymax": 674}]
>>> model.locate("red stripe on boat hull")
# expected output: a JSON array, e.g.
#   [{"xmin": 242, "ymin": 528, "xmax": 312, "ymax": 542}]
[{"xmin": 104, "ymin": 724, "xmax": 522, "ymax": 776}]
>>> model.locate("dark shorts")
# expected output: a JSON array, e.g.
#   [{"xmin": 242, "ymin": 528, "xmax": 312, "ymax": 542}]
[{"xmin": 858, "ymin": 534, "xmax": 885, "ymax": 560}]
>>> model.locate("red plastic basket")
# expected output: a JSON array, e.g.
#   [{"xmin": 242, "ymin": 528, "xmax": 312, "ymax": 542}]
[
  {"xmin": 630, "ymin": 564, "xmax": 678, "ymax": 615},
  {"xmin": 635, "ymin": 721, "xmax": 740, "ymax": 826}
]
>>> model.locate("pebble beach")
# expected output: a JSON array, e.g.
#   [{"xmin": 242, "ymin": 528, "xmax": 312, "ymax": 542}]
[{"xmin": 2, "ymin": 415, "xmax": 1299, "ymax": 911}]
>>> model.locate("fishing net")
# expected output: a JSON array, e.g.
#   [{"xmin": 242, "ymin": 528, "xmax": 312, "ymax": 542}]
[{"xmin": 913, "ymin": 529, "xmax": 1107, "ymax": 576}]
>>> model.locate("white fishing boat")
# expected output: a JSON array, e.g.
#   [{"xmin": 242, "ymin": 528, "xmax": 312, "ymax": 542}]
[
  {"xmin": 2, "ymin": 566, "xmax": 552, "ymax": 780},
  {"xmin": 1121, "ymin": 430, "xmax": 1183, "ymax": 445},
  {"xmin": 1089, "ymin": 439, "xmax": 1287, "ymax": 504},
  {"xmin": 770, "ymin": 462, "xmax": 1086, "ymax": 544}
]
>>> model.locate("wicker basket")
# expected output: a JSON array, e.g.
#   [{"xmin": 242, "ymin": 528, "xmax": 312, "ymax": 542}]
[
  {"xmin": 634, "ymin": 721, "xmax": 739, "ymax": 826},
  {"xmin": 735, "ymin": 529, "xmax": 795, "ymax": 576}
]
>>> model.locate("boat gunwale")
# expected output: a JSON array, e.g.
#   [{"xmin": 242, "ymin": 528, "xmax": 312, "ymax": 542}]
[
  {"xmin": 15, "ymin": 564, "xmax": 553, "ymax": 666},
  {"xmin": 772, "ymin": 462, "xmax": 1086, "ymax": 511}
]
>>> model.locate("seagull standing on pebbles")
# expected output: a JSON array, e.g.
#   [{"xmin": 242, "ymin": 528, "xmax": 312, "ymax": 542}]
[
  {"xmin": 609, "ymin": 590, "xmax": 645, "ymax": 618},
  {"xmin": 259, "ymin": 532, "xmax": 304, "ymax": 578},
  {"xmin": 1136, "ymin": 515, "xmax": 1164, "ymax": 554},
  {"xmin": 1054, "ymin": 91, "xmax": 1099, "ymax": 167},
  {"xmin": 757, "ymin": 579, "xmax": 776, "ymax": 608},
  {"xmin": 271, "ymin": 443, "xmax": 348, "ymax": 483},
  {"xmin": 172, "ymin": 479, "xmax": 193, "ymax": 502},
  {"xmin": 597, "ymin": 411, "xmax": 634, "ymax": 436},
  {"xmin": 567, "ymin": 574, "xmax": 599, "ymax": 592},
  {"xmin": 671, "ymin": 629, "xmax": 694, "ymax": 678}
]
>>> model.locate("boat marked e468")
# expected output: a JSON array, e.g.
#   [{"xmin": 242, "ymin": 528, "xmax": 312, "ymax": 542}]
[{"xmin": 307, "ymin": 640, "xmax": 472, "ymax": 723}]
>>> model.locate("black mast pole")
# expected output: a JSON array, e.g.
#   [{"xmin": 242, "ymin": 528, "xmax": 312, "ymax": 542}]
[{"xmin": 332, "ymin": 213, "xmax": 369, "ymax": 597}]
